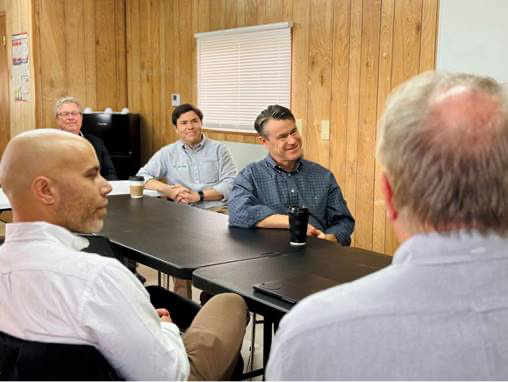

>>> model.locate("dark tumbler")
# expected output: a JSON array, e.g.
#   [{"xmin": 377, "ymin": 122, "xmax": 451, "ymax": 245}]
[{"xmin": 288, "ymin": 206, "xmax": 310, "ymax": 246}]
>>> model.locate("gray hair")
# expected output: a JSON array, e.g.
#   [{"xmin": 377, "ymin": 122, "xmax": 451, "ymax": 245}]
[
  {"xmin": 54, "ymin": 96, "xmax": 82, "ymax": 117},
  {"xmin": 377, "ymin": 71, "xmax": 508, "ymax": 236}
]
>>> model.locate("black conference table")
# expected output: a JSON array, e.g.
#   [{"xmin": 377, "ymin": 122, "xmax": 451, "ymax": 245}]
[
  {"xmin": 193, "ymin": 244, "xmax": 393, "ymax": 365},
  {"xmin": 102, "ymin": 194, "xmax": 393, "ymax": 370},
  {"xmin": 102, "ymin": 194, "xmax": 328, "ymax": 279}
]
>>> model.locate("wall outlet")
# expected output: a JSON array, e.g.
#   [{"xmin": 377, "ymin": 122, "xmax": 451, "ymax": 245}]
[
  {"xmin": 171, "ymin": 94, "xmax": 181, "ymax": 107},
  {"xmin": 295, "ymin": 119, "xmax": 303, "ymax": 135},
  {"xmin": 320, "ymin": 120, "xmax": 330, "ymax": 140}
]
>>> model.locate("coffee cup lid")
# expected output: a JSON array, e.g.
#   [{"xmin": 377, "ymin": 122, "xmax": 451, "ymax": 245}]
[
  {"xmin": 129, "ymin": 176, "xmax": 144, "ymax": 182},
  {"xmin": 288, "ymin": 206, "xmax": 309, "ymax": 213}
]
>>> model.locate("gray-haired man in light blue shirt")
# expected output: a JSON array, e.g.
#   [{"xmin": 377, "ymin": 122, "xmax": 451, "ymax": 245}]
[
  {"xmin": 267, "ymin": 71, "xmax": 508, "ymax": 380},
  {"xmin": 137, "ymin": 104, "xmax": 237, "ymax": 212}
]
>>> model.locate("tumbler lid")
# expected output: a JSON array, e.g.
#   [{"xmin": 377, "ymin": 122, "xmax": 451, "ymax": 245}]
[{"xmin": 129, "ymin": 176, "xmax": 144, "ymax": 182}]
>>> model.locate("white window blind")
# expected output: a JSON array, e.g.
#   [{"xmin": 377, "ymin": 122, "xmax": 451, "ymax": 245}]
[{"xmin": 196, "ymin": 22, "xmax": 292, "ymax": 133}]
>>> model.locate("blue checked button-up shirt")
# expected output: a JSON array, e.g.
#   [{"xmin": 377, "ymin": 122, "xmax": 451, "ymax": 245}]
[
  {"xmin": 137, "ymin": 136, "xmax": 238, "ymax": 209},
  {"xmin": 229, "ymin": 156, "xmax": 355, "ymax": 246}
]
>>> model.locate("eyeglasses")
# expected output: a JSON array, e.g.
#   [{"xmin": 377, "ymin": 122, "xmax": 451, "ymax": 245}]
[{"xmin": 57, "ymin": 111, "xmax": 82, "ymax": 118}]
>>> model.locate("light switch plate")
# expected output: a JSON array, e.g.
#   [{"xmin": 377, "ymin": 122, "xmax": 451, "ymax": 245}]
[
  {"xmin": 320, "ymin": 120, "xmax": 330, "ymax": 140},
  {"xmin": 171, "ymin": 94, "xmax": 181, "ymax": 107}
]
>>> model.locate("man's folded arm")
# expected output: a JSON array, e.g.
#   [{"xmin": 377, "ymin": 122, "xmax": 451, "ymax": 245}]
[
  {"xmin": 80, "ymin": 261, "xmax": 189, "ymax": 381},
  {"xmin": 228, "ymin": 171, "xmax": 276, "ymax": 228},
  {"xmin": 324, "ymin": 175, "xmax": 355, "ymax": 246}
]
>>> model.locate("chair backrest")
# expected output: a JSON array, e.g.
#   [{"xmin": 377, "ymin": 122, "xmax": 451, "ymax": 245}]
[
  {"xmin": 0, "ymin": 331, "xmax": 122, "ymax": 381},
  {"xmin": 79, "ymin": 234, "xmax": 120, "ymax": 261}
]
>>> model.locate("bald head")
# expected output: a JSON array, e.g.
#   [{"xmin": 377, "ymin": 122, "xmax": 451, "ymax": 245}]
[
  {"xmin": 0, "ymin": 129, "xmax": 94, "ymax": 199},
  {"xmin": 0, "ymin": 129, "xmax": 112, "ymax": 232}
]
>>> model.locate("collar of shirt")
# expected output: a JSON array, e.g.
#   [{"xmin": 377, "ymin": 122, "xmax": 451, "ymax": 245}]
[
  {"xmin": 392, "ymin": 230, "xmax": 508, "ymax": 266},
  {"xmin": 180, "ymin": 134, "xmax": 207, "ymax": 153},
  {"xmin": 264, "ymin": 155, "xmax": 303, "ymax": 174},
  {"xmin": 5, "ymin": 222, "xmax": 89, "ymax": 252}
]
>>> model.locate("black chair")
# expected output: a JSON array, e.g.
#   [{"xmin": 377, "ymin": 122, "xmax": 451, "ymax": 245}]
[{"xmin": 0, "ymin": 331, "xmax": 121, "ymax": 380}]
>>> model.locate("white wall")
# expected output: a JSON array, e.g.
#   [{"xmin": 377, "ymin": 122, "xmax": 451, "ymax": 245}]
[
  {"xmin": 220, "ymin": 140, "xmax": 267, "ymax": 170},
  {"xmin": 436, "ymin": 0, "xmax": 508, "ymax": 82}
]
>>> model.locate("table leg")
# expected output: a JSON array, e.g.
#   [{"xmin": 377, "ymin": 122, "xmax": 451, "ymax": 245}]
[{"xmin": 263, "ymin": 317, "xmax": 273, "ymax": 367}]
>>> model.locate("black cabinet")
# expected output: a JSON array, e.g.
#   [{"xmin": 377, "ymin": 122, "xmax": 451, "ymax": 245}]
[{"xmin": 82, "ymin": 113, "xmax": 140, "ymax": 180}]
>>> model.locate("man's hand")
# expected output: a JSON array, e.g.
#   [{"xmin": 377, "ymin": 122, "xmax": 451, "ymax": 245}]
[
  {"xmin": 307, "ymin": 225, "xmax": 337, "ymax": 243},
  {"xmin": 165, "ymin": 184, "xmax": 190, "ymax": 202},
  {"xmin": 175, "ymin": 189, "xmax": 200, "ymax": 204},
  {"xmin": 317, "ymin": 232, "xmax": 338, "ymax": 242},
  {"xmin": 156, "ymin": 308, "xmax": 172, "ymax": 323},
  {"xmin": 307, "ymin": 224, "xmax": 322, "ymax": 237}
]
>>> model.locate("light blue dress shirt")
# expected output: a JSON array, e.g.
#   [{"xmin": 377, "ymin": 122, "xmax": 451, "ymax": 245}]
[
  {"xmin": 137, "ymin": 136, "xmax": 238, "ymax": 209},
  {"xmin": 267, "ymin": 231, "xmax": 508, "ymax": 380}
]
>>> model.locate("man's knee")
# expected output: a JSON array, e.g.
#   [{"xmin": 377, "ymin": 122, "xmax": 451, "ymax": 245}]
[{"xmin": 209, "ymin": 293, "xmax": 247, "ymax": 316}]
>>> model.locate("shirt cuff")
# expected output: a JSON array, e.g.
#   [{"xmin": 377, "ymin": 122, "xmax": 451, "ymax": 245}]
[{"xmin": 212, "ymin": 182, "xmax": 232, "ymax": 201}]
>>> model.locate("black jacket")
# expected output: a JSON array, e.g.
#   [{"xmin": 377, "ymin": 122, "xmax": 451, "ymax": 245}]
[{"xmin": 84, "ymin": 133, "xmax": 118, "ymax": 181}]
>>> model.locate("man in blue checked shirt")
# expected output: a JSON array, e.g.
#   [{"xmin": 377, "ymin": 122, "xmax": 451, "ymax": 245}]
[{"xmin": 228, "ymin": 105, "xmax": 355, "ymax": 246}]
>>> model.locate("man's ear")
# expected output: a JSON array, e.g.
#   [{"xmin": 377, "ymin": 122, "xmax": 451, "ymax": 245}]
[
  {"xmin": 32, "ymin": 176, "xmax": 57, "ymax": 206},
  {"xmin": 258, "ymin": 135, "xmax": 268, "ymax": 148},
  {"xmin": 380, "ymin": 171, "xmax": 397, "ymax": 222}
]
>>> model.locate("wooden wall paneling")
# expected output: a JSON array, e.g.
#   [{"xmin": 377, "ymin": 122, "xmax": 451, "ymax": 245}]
[
  {"xmin": 32, "ymin": 0, "xmax": 43, "ymax": 130},
  {"xmin": 139, "ymin": 0, "xmax": 153, "ymax": 163},
  {"xmin": 151, "ymin": 0, "xmax": 161, "ymax": 152},
  {"xmin": 391, "ymin": 0, "xmax": 422, "ymax": 88},
  {"xmin": 0, "ymin": 12, "xmax": 10, "ymax": 155},
  {"xmin": 162, "ymin": 0, "xmax": 176, "ymax": 147},
  {"xmin": 95, "ymin": 0, "xmax": 117, "ymax": 110},
  {"xmin": 224, "ymin": 0, "xmax": 238, "ymax": 29},
  {"xmin": 384, "ymin": 0, "xmax": 423, "ymax": 254},
  {"xmin": 419, "ymin": 0, "xmax": 438, "ymax": 72},
  {"xmin": 237, "ymin": 0, "xmax": 257, "ymax": 27},
  {"xmin": 353, "ymin": 0, "xmax": 381, "ymax": 251},
  {"xmin": 64, "ymin": 0, "xmax": 86, "ymax": 103},
  {"xmin": 282, "ymin": 0, "xmax": 293, "ymax": 20},
  {"xmin": 372, "ymin": 0, "xmax": 395, "ymax": 254},
  {"xmin": 263, "ymin": 0, "xmax": 283, "ymax": 24},
  {"xmin": 191, "ymin": 0, "xmax": 199, "ymax": 106},
  {"xmin": 344, "ymin": 0, "xmax": 363, "ymax": 246},
  {"xmin": 304, "ymin": 0, "xmax": 333, "ymax": 168},
  {"xmin": 115, "ymin": 0, "xmax": 127, "ymax": 110},
  {"xmin": 39, "ymin": 0, "xmax": 66, "ymax": 129},
  {"xmin": 329, "ymin": 0, "xmax": 351, "ymax": 192},
  {"xmin": 177, "ymin": 0, "xmax": 194, "ymax": 106},
  {"xmin": 127, "ymin": 0, "xmax": 141, "ymax": 160},
  {"xmin": 83, "ymin": 0, "xmax": 97, "ymax": 109},
  {"xmin": 291, "ymin": 0, "xmax": 310, "ymax": 151},
  {"xmin": 256, "ymin": 0, "xmax": 266, "ymax": 25},
  {"xmin": 210, "ymin": 0, "xmax": 226, "ymax": 31}
]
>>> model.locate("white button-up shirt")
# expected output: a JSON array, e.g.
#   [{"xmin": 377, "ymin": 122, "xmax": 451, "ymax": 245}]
[{"xmin": 0, "ymin": 222, "xmax": 189, "ymax": 380}]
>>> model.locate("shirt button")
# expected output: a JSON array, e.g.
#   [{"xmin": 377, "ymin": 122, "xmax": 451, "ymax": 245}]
[{"xmin": 291, "ymin": 189, "xmax": 294, "ymax": 192}]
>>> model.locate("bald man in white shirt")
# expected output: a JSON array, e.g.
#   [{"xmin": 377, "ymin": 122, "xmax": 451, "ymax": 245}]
[{"xmin": 0, "ymin": 129, "xmax": 247, "ymax": 380}]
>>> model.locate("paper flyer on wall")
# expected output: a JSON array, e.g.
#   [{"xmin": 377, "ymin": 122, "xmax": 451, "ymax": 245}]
[{"xmin": 11, "ymin": 32, "xmax": 30, "ymax": 102}]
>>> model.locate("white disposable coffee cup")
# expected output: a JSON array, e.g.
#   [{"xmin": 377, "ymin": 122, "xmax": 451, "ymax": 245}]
[{"xmin": 129, "ymin": 176, "xmax": 144, "ymax": 199}]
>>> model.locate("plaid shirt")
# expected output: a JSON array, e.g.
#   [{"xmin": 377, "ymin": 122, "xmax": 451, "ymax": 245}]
[{"xmin": 228, "ymin": 156, "xmax": 355, "ymax": 246}]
